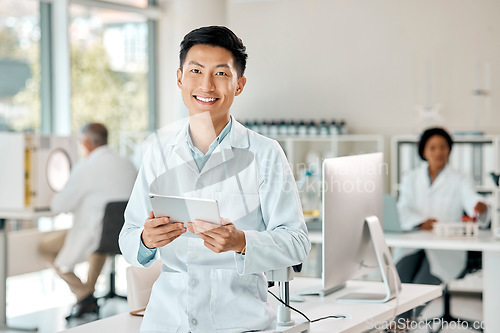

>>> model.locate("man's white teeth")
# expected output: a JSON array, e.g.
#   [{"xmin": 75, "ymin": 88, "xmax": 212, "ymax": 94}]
[{"xmin": 196, "ymin": 96, "xmax": 216, "ymax": 102}]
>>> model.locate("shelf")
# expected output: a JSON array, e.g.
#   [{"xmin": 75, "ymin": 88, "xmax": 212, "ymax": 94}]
[
  {"xmin": 271, "ymin": 134, "xmax": 384, "ymax": 143},
  {"xmin": 392, "ymin": 134, "xmax": 497, "ymax": 144}
]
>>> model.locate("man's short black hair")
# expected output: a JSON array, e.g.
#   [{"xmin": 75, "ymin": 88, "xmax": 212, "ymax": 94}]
[
  {"xmin": 418, "ymin": 127, "xmax": 453, "ymax": 161},
  {"xmin": 179, "ymin": 26, "xmax": 248, "ymax": 78}
]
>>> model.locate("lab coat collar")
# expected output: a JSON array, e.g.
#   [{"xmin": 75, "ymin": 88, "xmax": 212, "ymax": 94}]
[
  {"xmin": 168, "ymin": 115, "xmax": 249, "ymax": 148},
  {"xmin": 423, "ymin": 162, "xmax": 451, "ymax": 190},
  {"xmin": 227, "ymin": 116, "xmax": 250, "ymax": 149},
  {"xmin": 198, "ymin": 116, "xmax": 250, "ymax": 175},
  {"xmin": 87, "ymin": 145, "xmax": 109, "ymax": 161},
  {"xmin": 431, "ymin": 163, "xmax": 451, "ymax": 189},
  {"xmin": 171, "ymin": 121, "xmax": 199, "ymax": 173},
  {"xmin": 171, "ymin": 115, "xmax": 250, "ymax": 175}
]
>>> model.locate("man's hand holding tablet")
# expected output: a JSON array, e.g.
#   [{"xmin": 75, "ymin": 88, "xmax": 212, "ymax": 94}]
[
  {"xmin": 188, "ymin": 218, "xmax": 246, "ymax": 254},
  {"xmin": 141, "ymin": 211, "xmax": 186, "ymax": 249},
  {"xmin": 148, "ymin": 194, "xmax": 246, "ymax": 254}
]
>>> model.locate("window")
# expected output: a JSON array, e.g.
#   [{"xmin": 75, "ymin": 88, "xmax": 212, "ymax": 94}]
[
  {"xmin": 102, "ymin": 0, "xmax": 149, "ymax": 9},
  {"xmin": 69, "ymin": 4, "xmax": 149, "ymax": 148},
  {"xmin": 0, "ymin": 0, "xmax": 41, "ymax": 132}
]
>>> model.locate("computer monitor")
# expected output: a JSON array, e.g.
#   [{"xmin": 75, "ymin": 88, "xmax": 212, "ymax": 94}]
[
  {"xmin": 300, "ymin": 152, "xmax": 394, "ymax": 298},
  {"xmin": 322, "ymin": 152, "xmax": 385, "ymax": 295}
]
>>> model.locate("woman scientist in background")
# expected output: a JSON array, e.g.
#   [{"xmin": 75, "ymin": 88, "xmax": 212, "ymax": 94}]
[{"xmin": 396, "ymin": 127, "xmax": 489, "ymax": 288}]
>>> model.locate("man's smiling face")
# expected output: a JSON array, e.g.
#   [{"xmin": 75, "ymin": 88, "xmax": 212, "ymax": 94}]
[{"xmin": 177, "ymin": 44, "xmax": 246, "ymax": 122}]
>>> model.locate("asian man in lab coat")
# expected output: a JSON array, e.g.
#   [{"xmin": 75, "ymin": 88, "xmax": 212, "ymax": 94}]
[{"xmin": 119, "ymin": 26, "xmax": 311, "ymax": 333}]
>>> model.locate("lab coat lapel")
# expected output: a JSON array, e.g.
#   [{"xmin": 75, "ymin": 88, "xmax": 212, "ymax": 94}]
[
  {"xmin": 199, "ymin": 141, "xmax": 234, "ymax": 175},
  {"xmin": 171, "ymin": 125, "xmax": 199, "ymax": 174},
  {"xmin": 199, "ymin": 117, "xmax": 250, "ymax": 176},
  {"xmin": 429, "ymin": 164, "xmax": 450, "ymax": 193}
]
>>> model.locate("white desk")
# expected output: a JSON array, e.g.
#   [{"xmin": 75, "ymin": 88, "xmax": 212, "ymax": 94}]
[
  {"xmin": 384, "ymin": 230, "xmax": 500, "ymax": 333},
  {"xmin": 60, "ymin": 278, "xmax": 441, "ymax": 333},
  {"xmin": 309, "ymin": 229, "xmax": 500, "ymax": 332}
]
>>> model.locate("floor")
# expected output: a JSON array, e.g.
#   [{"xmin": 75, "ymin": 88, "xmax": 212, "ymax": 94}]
[
  {"xmin": 3, "ymin": 258, "xmax": 130, "ymax": 333},
  {"xmin": 6, "ymin": 298, "xmax": 129, "ymax": 333},
  {"xmin": 412, "ymin": 293, "xmax": 483, "ymax": 332}
]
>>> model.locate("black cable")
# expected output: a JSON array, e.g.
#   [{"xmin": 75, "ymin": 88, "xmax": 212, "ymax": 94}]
[{"xmin": 267, "ymin": 290, "xmax": 346, "ymax": 323}]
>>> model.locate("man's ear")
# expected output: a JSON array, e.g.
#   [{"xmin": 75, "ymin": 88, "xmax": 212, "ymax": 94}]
[
  {"xmin": 235, "ymin": 76, "xmax": 247, "ymax": 96},
  {"xmin": 81, "ymin": 137, "xmax": 93, "ymax": 154},
  {"xmin": 177, "ymin": 68, "xmax": 183, "ymax": 88}
]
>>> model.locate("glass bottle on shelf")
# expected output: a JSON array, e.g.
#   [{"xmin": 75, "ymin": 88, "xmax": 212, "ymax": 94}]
[
  {"xmin": 287, "ymin": 120, "xmax": 297, "ymax": 136},
  {"xmin": 339, "ymin": 120, "xmax": 348, "ymax": 134},
  {"xmin": 329, "ymin": 120, "xmax": 339, "ymax": 136},
  {"xmin": 319, "ymin": 120, "xmax": 329, "ymax": 136},
  {"xmin": 278, "ymin": 120, "xmax": 288, "ymax": 136},
  {"xmin": 268, "ymin": 121, "xmax": 279, "ymax": 137},
  {"xmin": 307, "ymin": 121, "xmax": 318, "ymax": 136},
  {"xmin": 297, "ymin": 121, "xmax": 308, "ymax": 137},
  {"xmin": 250, "ymin": 120, "xmax": 260, "ymax": 133},
  {"xmin": 259, "ymin": 121, "xmax": 269, "ymax": 136},
  {"xmin": 298, "ymin": 170, "xmax": 321, "ymax": 219}
]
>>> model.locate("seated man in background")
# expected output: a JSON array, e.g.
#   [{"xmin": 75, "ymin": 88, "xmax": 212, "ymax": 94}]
[{"xmin": 40, "ymin": 123, "xmax": 137, "ymax": 319}]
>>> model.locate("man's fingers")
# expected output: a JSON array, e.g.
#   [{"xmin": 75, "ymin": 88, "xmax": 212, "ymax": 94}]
[
  {"xmin": 147, "ymin": 223, "xmax": 186, "ymax": 240},
  {"xmin": 151, "ymin": 235, "xmax": 183, "ymax": 248},
  {"xmin": 221, "ymin": 218, "xmax": 232, "ymax": 226},
  {"xmin": 191, "ymin": 220, "xmax": 221, "ymax": 234},
  {"xmin": 196, "ymin": 235, "xmax": 223, "ymax": 253},
  {"xmin": 147, "ymin": 228, "xmax": 186, "ymax": 247},
  {"xmin": 164, "ymin": 228, "xmax": 186, "ymax": 240},
  {"xmin": 156, "ymin": 224, "xmax": 186, "ymax": 237},
  {"xmin": 195, "ymin": 231, "xmax": 215, "ymax": 242},
  {"xmin": 202, "ymin": 240, "xmax": 221, "ymax": 253},
  {"xmin": 146, "ymin": 217, "xmax": 173, "ymax": 228}
]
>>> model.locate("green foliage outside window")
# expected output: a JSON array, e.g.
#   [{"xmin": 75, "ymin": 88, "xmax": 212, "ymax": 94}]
[
  {"xmin": 70, "ymin": 42, "xmax": 148, "ymax": 147},
  {"xmin": 11, "ymin": 39, "xmax": 148, "ymax": 148}
]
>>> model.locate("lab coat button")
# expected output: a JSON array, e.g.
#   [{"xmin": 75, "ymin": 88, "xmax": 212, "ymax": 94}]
[
  {"xmin": 189, "ymin": 252, "xmax": 197, "ymax": 260},
  {"xmin": 191, "ymin": 318, "xmax": 198, "ymax": 326},
  {"xmin": 191, "ymin": 279, "xmax": 199, "ymax": 287}
]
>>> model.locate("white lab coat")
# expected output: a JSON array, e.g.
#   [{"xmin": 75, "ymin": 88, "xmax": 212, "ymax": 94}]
[
  {"xmin": 51, "ymin": 145, "xmax": 137, "ymax": 273},
  {"xmin": 395, "ymin": 163, "xmax": 487, "ymax": 283},
  {"xmin": 119, "ymin": 118, "xmax": 311, "ymax": 333}
]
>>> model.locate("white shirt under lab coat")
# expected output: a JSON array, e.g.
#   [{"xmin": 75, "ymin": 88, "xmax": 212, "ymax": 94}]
[
  {"xmin": 51, "ymin": 145, "xmax": 137, "ymax": 273},
  {"xmin": 396, "ymin": 163, "xmax": 487, "ymax": 283},
  {"xmin": 119, "ymin": 118, "xmax": 311, "ymax": 333}
]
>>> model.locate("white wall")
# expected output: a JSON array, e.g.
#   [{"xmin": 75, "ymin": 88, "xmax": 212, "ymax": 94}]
[
  {"xmin": 225, "ymin": 0, "xmax": 500, "ymax": 136},
  {"xmin": 158, "ymin": 0, "xmax": 227, "ymax": 127}
]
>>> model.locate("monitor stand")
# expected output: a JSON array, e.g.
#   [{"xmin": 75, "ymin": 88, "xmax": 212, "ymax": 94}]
[
  {"xmin": 296, "ymin": 282, "xmax": 345, "ymax": 298},
  {"xmin": 337, "ymin": 216, "xmax": 402, "ymax": 303}
]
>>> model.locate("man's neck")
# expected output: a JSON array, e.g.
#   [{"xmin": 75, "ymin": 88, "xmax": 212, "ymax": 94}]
[
  {"xmin": 85, "ymin": 144, "xmax": 103, "ymax": 157},
  {"xmin": 189, "ymin": 114, "xmax": 230, "ymax": 154}
]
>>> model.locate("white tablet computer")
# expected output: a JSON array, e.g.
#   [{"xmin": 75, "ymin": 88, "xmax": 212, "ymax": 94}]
[{"xmin": 149, "ymin": 193, "xmax": 222, "ymax": 227}]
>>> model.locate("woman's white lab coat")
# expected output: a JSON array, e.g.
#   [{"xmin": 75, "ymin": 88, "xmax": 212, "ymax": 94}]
[
  {"xmin": 51, "ymin": 146, "xmax": 137, "ymax": 273},
  {"xmin": 119, "ymin": 118, "xmax": 311, "ymax": 333},
  {"xmin": 396, "ymin": 163, "xmax": 486, "ymax": 283}
]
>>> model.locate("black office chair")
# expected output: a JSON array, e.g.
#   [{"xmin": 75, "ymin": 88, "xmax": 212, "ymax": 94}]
[
  {"xmin": 428, "ymin": 251, "xmax": 482, "ymax": 333},
  {"xmin": 95, "ymin": 201, "xmax": 128, "ymax": 301}
]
